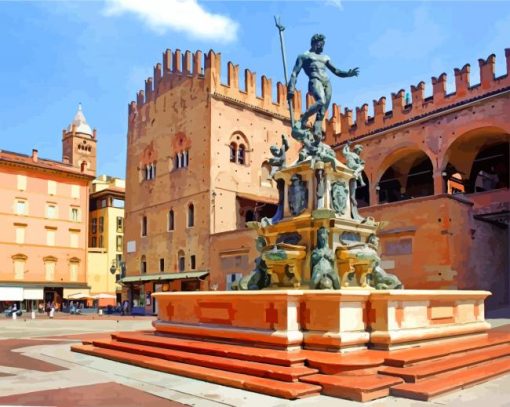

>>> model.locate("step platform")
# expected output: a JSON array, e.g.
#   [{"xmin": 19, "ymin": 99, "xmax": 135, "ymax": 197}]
[{"xmin": 72, "ymin": 329, "xmax": 510, "ymax": 402}]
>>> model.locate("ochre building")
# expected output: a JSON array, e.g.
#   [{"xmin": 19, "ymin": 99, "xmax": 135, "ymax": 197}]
[
  {"xmin": 0, "ymin": 105, "xmax": 96, "ymax": 311},
  {"xmin": 87, "ymin": 175, "xmax": 125, "ymax": 305},
  {"xmin": 124, "ymin": 48, "xmax": 509, "ymax": 312}
]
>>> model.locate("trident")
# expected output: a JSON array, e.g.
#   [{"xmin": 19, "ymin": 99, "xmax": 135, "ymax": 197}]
[{"xmin": 274, "ymin": 16, "xmax": 295, "ymax": 129}]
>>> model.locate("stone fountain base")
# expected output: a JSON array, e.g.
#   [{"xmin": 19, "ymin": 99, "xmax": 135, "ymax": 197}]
[{"xmin": 151, "ymin": 289, "xmax": 490, "ymax": 352}]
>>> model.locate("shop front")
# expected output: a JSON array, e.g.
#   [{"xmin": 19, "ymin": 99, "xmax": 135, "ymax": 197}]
[{"xmin": 120, "ymin": 271, "xmax": 209, "ymax": 316}]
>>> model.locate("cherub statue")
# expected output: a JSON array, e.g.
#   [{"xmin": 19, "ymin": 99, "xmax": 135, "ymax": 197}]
[
  {"xmin": 268, "ymin": 134, "xmax": 289, "ymax": 177},
  {"xmin": 342, "ymin": 141, "xmax": 365, "ymax": 187}
]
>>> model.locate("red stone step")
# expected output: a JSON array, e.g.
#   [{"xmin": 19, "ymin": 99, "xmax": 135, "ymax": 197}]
[
  {"xmin": 71, "ymin": 344, "xmax": 321, "ymax": 400},
  {"xmin": 301, "ymin": 373, "xmax": 403, "ymax": 402},
  {"xmin": 384, "ymin": 332, "xmax": 510, "ymax": 367},
  {"xmin": 390, "ymin": 356, "xmax": 510, "ymax": 401},
  {"xmin": 380, "ymin": 343, "xmax": 510, "ymax": 382},
  {"xmin": 112, "ymin": 332, "xmax": 307, "ymax": 367},
  {"xmin": 91, "ymin": 339, "xmax": 317, "ymax": 382},
  {"xmin": 301, "ymin": 349, "xmax": 386, "ymax": 375}
]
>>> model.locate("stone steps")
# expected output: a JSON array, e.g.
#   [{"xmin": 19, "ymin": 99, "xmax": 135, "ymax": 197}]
[
  {"xmin": 384, "ymin": 332, "xmax": 510, "ymax": 367},
  {"xmin": 112, "ymin": 332, "xmax": 307, "ymax": 366},
  {"xmin": 390, "ymin": 355, "xmax": 510, "ymax": 401},
  {"xmin": 90, "ymin": 338, "xmax": 317, "ymax": 382},
  {"xmin": 71, "ymin": 344, "xmax": 322, "ymax": 400},
  {"xmin": 380, "ymin": 343, "xmax": 510, "ymax": 382},
  {"xmin": 300, "ymin": 373, "xmax": 404, "ymax": 402}
]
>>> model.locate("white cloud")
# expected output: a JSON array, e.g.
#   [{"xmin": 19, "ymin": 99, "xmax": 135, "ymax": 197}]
[
  {"xmin": 104, "ymin": 0, "xmax": 239, "ymax": 43},
  {"xmin": 369, "ymin": 6, "xmax": 445, "ymax": 60},
  {"xmin": 325, "ymin": 0, "xmax": 343, "ymax": 10}
]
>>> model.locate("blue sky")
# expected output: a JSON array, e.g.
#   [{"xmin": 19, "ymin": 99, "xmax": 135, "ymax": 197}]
[{"xmin": 0, "ymin": 0, "xmax": 508, "ymax": 178}]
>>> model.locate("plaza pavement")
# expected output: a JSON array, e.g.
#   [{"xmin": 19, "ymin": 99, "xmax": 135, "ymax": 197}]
[{"xmin": 0, "ymin": 310, "xmax": 509, "ymax": 407}]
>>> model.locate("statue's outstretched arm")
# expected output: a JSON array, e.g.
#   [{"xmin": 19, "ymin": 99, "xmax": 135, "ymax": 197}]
[
  {"xmin": 287, "ymin": 56, "xmax": 303, "ymax": 98},
  {"xmin": 326, "ymin": 61, "xmax": 359, "ymax": 78}
]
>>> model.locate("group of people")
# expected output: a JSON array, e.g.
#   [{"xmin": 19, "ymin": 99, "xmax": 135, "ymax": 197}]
[{"xmin": 38, "ymin": 301, "xmax": 57, "ymax": 318}]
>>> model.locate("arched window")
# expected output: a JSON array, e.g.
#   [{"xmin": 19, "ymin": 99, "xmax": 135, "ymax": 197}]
[
  {"xmin": 187, "ymin": 203, "xmax": 194, "ymax": 227},
  {"xmin": 238, "ymin": 144, "xmax": 246, "ymax": 165},
  {"xmin": 178, "ymin": 250, "xmax": 185, "ymax": 272},
  {"xmin": 80, "ymin": 161, "xmax": 87, "ymax": 172},
  {"xmin": 260, "ymin": 161, "xmax": 272, "ymax": 187},
  {"xmin": 229, "ymin": 143, "xmax": 237, "ymax": 163},
  {"xmin": 140, "ymin": 255, "xmax": 147, "ymax": 274},
  {"xmin": 183, "ymin": 151, "xmax": 189, "ymax": 167},
  {"xmin": 168, "ymin": 209, "xmax": 174, "ymax": 231}
]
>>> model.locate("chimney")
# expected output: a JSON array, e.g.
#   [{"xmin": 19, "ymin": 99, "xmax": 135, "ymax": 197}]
[{"xmin": 32, "ymin": 149, "xmax": 38, "ymax": 162}]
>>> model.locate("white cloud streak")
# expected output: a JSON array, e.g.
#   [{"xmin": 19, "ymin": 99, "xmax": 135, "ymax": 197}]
[{"xmin": 104, "ymin": 0, "xmax": 239, "ymax": 43}]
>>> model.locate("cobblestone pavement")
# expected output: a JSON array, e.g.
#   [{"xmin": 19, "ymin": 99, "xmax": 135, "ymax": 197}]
[{"xmin": 0, "ymin": 313, "xmax": 509, "ymax": 407}]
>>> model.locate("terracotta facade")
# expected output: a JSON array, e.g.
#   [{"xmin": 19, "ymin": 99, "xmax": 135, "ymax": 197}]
[
  {"xmin": 0, "ymin": 106, "xmax": 96, "ymax": 310},
  {"xmin": 124, "ymin": 48, "xmax": 509, "ymax": 308}
]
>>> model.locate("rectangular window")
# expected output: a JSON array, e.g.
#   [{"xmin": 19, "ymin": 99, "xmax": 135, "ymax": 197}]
[
  {"xmin": 159, "ymin": 258, "xmax": 165, "ymax": 272},
  {"xmin": 47, "ymin": 204, "xmax": 57, "ymax": 219},
  {"xmin": 190, "ymin": 255, "xmax": 196, "ymax": 270},
  {"xmin": 71, "ymin": 207, "xmax": 79, "ymax": 222},
  {"xmin": 141, "ymin": 259, "xmax": 147, "ymax": 274},
  {"xmin": 99, "ymin": 235, "xmax": 103, "ymax": 248},
  {"xmin": 70, "ymin": 232, "xmax": 79, "ymax": 248},
  {"xmin": 141, "ymin": 216, "xmax": 147, "ymax": 237},
  {"xmin": 116, "ymin": 235, "xmax": 123, "ymax": 252},
  {"xmin": 15, "ymin": 226, "xmax": 26, "ymax": 244},
  {"xmin": 69, "ymin": 262, "xmax": 78, "ymax": 282},
  {"xmin": 91, "ymin": 236, "xmax": 97, "ymax": 247},
  {"xmin": 14, "ymin": 260, "xmax": 25, "ymax": 280},
  {"xmin": 168, "ymin": 210, "xmax": 174, "ymax": 231},
  {"xmin": 46, "ymin": 229, "xmax": 56, "ymax": 246},
  {"xmin": 91, "ymin": 218, "xmax": 97, "ymax": 234},
  {"xmin": 101, "ymin": 199, "xmax": 107, "ymax": 208},
  {"xmin": 48, "ymin": 180, "xmax": 57, "ymax": 196},
  {"xmin": 99, "ymin": 216, "xmax": 104, "ymax": 233},
  {"xmin": 116, "ymin": 216, "xmax": 124, "ymax": 232},
  {"xmin": 15, "ymin": 200, "xmax": 26, "ymax": 215},
  {"xmin": 17, "ymin": 175, "xmax": 27, "ymax": 191},
  {"xmin": 44, "ymin": 261, "xmax": 55, "ymax": 281},
  {"xmin": 71, "ymin": 185, "xmax": 80, "ymax": 199},
  {"xmin": 112, "ymin": 198, "xmax": 125, "ymax": 208}
]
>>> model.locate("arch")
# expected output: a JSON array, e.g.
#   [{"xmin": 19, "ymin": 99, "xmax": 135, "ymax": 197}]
[
  {"xmin": 440, "ymin": 126, "xmax": 510, "ymax": 193},
  {"xmin": 229, "ymin": 131, "xmax": 250, "ymax": 164},
  {"xmin": 376, "ymin": 149, "xmax": 434, "ymax": 204},
  {"xmin": 187, "ymin": 203, "xmax": 194, "ymax": 227},
  {"xmin": 260, "ymin": 161, "xmax": 272, "ymax": 187},
  {"xmin": 42, "ymin": 255, "xmax": 57, "ymax": 263},
  {"xmin": 69, "ymin": 257, "xmax": 80, "ymax": 263},
  {"xmin": 80, "ymin": 161, "xmax": 88, "ymax": 172}
]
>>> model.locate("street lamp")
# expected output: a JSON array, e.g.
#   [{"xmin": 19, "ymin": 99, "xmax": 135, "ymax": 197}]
[{"xmin": 110, "ymin": 260, "xmax": 117, "ymax": 275}]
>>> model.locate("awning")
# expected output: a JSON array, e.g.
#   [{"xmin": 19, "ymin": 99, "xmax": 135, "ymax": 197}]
[
  {"xmin": 236, "ymin": 192, "xmax": 278, "ymax": 205},
  {"xmin": 23, "ymin": 288, "xmax": 44, "ymax": 300},
  {"xmin": 0, "ymin": 287, "xmax": 23, "ymax": 301},
  {"xmin": 64, "ymin": 288, "xmax": 91, "ymax": 299},
  {"xmin": 120, "ymin": 271, "xmax": 209, "ymax": 284}
]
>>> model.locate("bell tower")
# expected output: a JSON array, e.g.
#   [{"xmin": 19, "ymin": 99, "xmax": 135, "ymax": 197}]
[{"xmin": 62, "ymin": 103, "xmax": 97, "ymax": 175}]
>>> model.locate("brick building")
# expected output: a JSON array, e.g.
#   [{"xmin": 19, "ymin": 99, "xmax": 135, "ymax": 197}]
[
  {"xmin": 124, "ymin": 48, "xmax": 509, "ymax": 312},
  {"xmin": 0, "ymin": 105, "xmax": 96, "ymax": 311}
]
